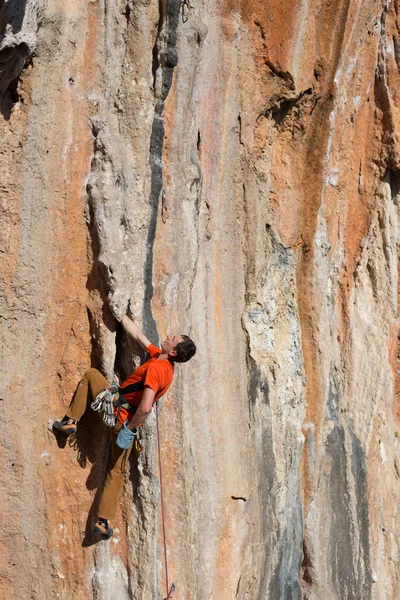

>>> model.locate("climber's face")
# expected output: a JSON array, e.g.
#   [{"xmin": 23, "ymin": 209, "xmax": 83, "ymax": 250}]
[{"xmin": 162, "ymin": 334, "xmax": 183, "ymax": 357}]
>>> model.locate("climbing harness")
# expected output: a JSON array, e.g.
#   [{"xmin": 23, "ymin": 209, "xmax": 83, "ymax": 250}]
[
  {"xmin": 161, "ymin": 188, "xmax": 168, "ymax": 224},
  {"xmin": 156, "ymin": 402, "xmax": 175, "ymax": 600},
  {"xmin": 91, "ymin": 386, "xmax": 118, "ymax": 427},
  {"xmin": 181, "ymin": 0, "xmax": 193, "ymax": 23}
]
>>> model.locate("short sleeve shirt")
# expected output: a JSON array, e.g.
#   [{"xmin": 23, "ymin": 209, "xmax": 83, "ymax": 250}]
[{"xmin": 118, "ymin": 344, "xmax": 174, "ymax": 408}]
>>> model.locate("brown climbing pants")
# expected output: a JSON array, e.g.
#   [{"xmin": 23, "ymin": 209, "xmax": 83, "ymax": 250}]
[{"xmin": 66, "ymin": 368, "xmax": 134, "ymax": 520}]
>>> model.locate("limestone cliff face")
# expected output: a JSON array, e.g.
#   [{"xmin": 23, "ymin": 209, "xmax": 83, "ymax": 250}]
[{"xmin": 1, "ymin": 1, "xmax": 400, "ymax": 599}]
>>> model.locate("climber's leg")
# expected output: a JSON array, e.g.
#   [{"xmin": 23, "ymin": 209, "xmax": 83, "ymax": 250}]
[
  {"xmin": 96, "ymin": 421, "xmax": 133, "ymax": 527},
  {"xmin": 93, "ymin": 517, "xmax": 114, "ymax": 538},
  {"xmin": 54, "ymin": 368, "xmax": 110, "ymax": 435}
]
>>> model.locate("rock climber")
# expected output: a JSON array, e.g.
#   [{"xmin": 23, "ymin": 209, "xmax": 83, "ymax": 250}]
[{"xmin": 53, "ymin": 313, "xmax": 196, "ymax": 538}]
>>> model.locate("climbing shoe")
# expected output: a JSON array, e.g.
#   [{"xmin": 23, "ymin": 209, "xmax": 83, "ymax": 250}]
[
  {"xmin": 53, "ymin": 418, "xmax": 77, "ymax": 436},
  {"xmin": 93, "ymin": 518, "xmax": 113, "ymax": 538}
]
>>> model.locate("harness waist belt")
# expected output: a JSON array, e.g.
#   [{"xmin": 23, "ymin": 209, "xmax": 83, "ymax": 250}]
[
  {"xmin": 118, "ymin": 381, "xmax": 145, "ymax": 396},
  {"xmin": 119, "ymin": 401, "xmax": 137, "ymax": 414},
  {"xmin": 117, "ymin": 381, "xmax": 144, "ymax": 414}
]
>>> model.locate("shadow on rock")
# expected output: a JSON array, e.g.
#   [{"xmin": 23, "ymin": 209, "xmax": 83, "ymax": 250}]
[
  {"xmin": 81, "ymin": 486, "xmax": 109, "ymax": 548},
  {"xmin": 69, "ymin": 406, "xmax": 109, "ymax": 469},
  {"xmin": 0, "ymin": 0, "xmax": 27, "ymax": 37},
  {"xmin": 50, "ymin": 382, "xmax": 113, "ymax": 546},
  {"xmin": 81, "ymin": 433, "xmax": 112, "ymax": 547}
]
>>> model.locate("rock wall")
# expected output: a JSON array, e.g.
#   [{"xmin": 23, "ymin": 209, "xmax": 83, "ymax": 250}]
[{"xmin": 1, "ymin": 1, "xmax": 400, "ymax": 599}]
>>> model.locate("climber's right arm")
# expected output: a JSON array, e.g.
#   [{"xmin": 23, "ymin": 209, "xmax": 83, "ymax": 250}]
[{"xmin": 121, "ymin": 315, "xmax": 152, "ymax": 351}]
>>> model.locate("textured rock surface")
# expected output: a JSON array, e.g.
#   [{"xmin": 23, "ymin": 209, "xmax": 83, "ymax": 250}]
[{"xmin": 1, "ymin": 0, "xmax": 400, "ymax": 599}]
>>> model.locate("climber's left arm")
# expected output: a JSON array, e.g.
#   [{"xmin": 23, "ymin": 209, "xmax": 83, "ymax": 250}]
[
  {"xmin": 121, "ymin": 315, "xmax": 152, "ymax": 352},
  {"xmin": 126, "ymin": 386, "xmax": 156, "ymax": 430}
]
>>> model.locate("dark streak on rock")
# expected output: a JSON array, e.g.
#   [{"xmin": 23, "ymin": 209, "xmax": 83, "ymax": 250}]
[
  {"xmin": 385, "ymin": 167, "xmax": 400, "ymax": 201},
  {"xmin": 326, "ymin": 425, "xmax": 354, "ymax": 595},
  {"xmin": 0, "ymin": 0, "xmax": 31, "ymax": 118},
  {"xmin": 143, "ymin": 0, "xmax": 181, "ymax": 340},
  {"xmin": 0, "ymin": 0, "xmax": 27, "ymax": 36},
  {"xmin": 245, "ymin": 354, "xmax": 301, "ymax": 600},
  {"xmin": 0, "ymin": 42, "xmax": 31, "ymax": 119},
  {"xmin": 324, "ymin": 420, "xmax": 372, "ymax": 599},
  {"xmin": 327, "ymin": 381, "xmax": 339, "ymax": 422},
  {"xmin": 267, "ymin": 485, "xmax": 303, "ymax": 600},
  {"xmin": 393, "ymin": 34, "xmax": 400, "ymax": 72},
  {"xmin": 374, "ymin": 5, "xmax": 397, "ymax": 170},
  {"xmin": 349, "ymin": 428, "xmax": 372, "ymax": 599}
]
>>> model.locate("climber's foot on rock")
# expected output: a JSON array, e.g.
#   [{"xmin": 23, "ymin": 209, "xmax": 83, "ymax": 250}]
[
  {"xmin": 93, "ymin": 518, "xmax": 113, "ymax": 538},
  {"xmin": 53, "ymin": 417, "xmax": 77, "ymax": 436}
]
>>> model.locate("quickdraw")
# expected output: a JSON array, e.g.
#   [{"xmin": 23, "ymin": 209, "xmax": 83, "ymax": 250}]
[
  {"xmin": 164, "ymin": 582, "xmax": 176, "ymax": 599},
  {"xmin": 135, "ymin": 428, "xmax": 144, "ymax": 453},
  {"xmin": 91, "ymin": 386, "xmax": 118, "ymax": 427}
]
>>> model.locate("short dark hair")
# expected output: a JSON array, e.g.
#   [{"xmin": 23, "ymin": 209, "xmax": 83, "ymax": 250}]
[{"xmin": 172, "ymin": 335, "xmax": 196, "ymax": 363}]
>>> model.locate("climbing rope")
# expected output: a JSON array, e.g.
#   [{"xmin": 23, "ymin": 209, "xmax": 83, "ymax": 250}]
[{"xmin": 156, "ymin": 402, "xmax": 175, "ymax": 599}]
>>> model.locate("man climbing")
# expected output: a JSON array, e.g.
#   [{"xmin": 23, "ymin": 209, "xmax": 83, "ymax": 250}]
[{"xmin": 53, "ymin": 314, "xmax": 196, "ymax": 538}]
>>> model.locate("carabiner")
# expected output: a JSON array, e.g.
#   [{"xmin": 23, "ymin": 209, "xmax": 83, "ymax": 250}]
[
  {"xmin": 164, "ymin": 582, "xmax": 176, "ymax": 599},
  {"xmin": 135, "ymin": 438, "xmax": 144, "ymax": 453}
]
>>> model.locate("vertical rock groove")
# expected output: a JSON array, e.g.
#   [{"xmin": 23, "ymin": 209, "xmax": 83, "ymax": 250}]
[{"xmin": 144, "ymin": 0, "xmax": 180, "ymax": 340}]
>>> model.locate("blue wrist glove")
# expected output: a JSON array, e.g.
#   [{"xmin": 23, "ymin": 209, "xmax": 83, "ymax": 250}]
[{"xmin": 116, "ymin": 422, "xmax": 137, "ymax": 450}]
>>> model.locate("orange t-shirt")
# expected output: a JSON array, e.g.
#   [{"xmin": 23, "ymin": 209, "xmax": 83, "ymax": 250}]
[{"xmin": 118, "ymin": 344, "xmax": 174, "ymax": 414}]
